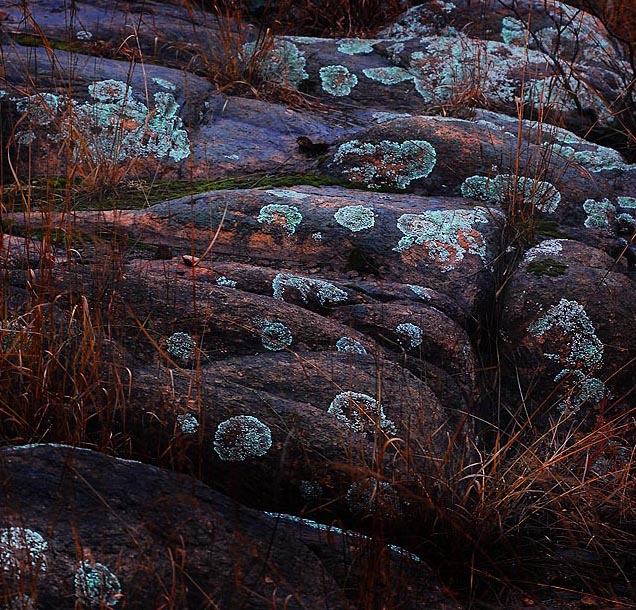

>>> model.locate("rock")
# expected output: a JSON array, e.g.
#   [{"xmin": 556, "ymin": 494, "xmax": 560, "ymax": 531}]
[
  {"xmin": 0, "ymin": 444, "xmax": 460, "ymax": 610},
  {"xmin": 499, "ymin": 239, "xmax": 636, "ymax": 429}
]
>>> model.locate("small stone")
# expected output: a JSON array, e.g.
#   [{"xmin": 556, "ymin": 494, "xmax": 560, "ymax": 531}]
[
  {"xmin": 182, "ymin": 255, "xmax": 200, "ymax": 267},
  {"xmin": 309, "ymin": 267, "xmax": 320, "ymax": 274}
]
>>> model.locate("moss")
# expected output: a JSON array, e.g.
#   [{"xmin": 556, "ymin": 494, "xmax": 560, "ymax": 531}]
[
  {"xmin": 2, "ymin": 173, "xmax": 351, "ymax": 212},
  {"xmin": 10, "ymin": 33, "xmax": 76, "ymax": 51},
  {"xmin": 526, "ymin": 258, "xmax": 569, "ymax": 276},
  {"xmin": 534, "ymin": 220, "xmax": 571, "ymax": 239}
]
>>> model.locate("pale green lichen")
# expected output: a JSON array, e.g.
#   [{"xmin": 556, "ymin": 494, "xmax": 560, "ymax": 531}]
[
  {"xmin": 336, "ymin": 337, "xmax": 367, "ymax": 354},
  {"xmin": 265, "ymin": 189, "xmax": 309, "ymax": 200},
  {"xmin": 243, "ymin": 39, "xmax": 308, "ymax": 88},
  {"xmin": 583, "ymin": 198, "xmax": 615, "ymax": 230},
  {"xmin": 263, "ymin": 511, "xmax": 421, "ymax": 562},
  {"xmin": 166, "ymin": 332, "xmax": 196, "ymax": 361},
  {"xmin": 545, "ymin": 142, "xmax": 631, "ymax": 172},
  {"xmin": 461, "ymin": 174, "xmax": 561, "ymax": 213},
  {"xmin": 394, "ymin": 207, "xmax": 493, "ymax": 271},
  {"xmin": 15, "ymin": 130, "xmax": 37, "ymax": 146},
  {"xmin": 74, "ymin": 561, "xmax": 121, "ymax": 608},
  {"xmin": 523, "ymin": 74, "xmax": 613, "ymax": 126},
  {"xmin": 333, "ymin": 139, "xmax": 436, "ymax": 189},
  {"xmin": 327, "ymin": 391, "xmax": 397, "ymax": 436},
  {"xmin": 258, "ymin": 204, "xmax": 302, "ymax": 235},
  {"xmin": 319, "ymin": 65, "xmax": 358, "ymax": 96},
  {"xmin": 216, "ymin": 276, "xmax": 237, "ymax": 288},
  {"xmin": 260, "ymin": 321, "xmax": 293, "ymax": 351},
  {"xmin": 272, "ymin": 274, "xmax": 348, "ymax": 306},
  {"xmin": 523, "ymin": 239, "xmax": 564, "ymax": 262},
  {"xmin": 372, "ymin": 111, "xmax": 413, "ymax": 123},
  {"xmin": 311, "ymin": 232, "xmax": 322, "ymax": 241},
  {"xmin": 32, "ymin": 79, "xmax": 191, "ymax": 163},
  {"xmin": 0, "ymin": 527, "xmax": 47, "ymax": 576},
  {"xmin": 527, "ymin": 298, "xmax": 607, "ymax": 414},
  {"xmin": 15, "ymin": 92, "xmax": 60, "ymax": 125},
  {"xmin": 395, "ymin": 322, "xmax": 423, "ymax": 348},
  {"xmin": 501, "ymin": 16, "xmax": 527, "ymax": 45},
  {"xmin": 214, "ymin": 415, "xmax": 272, "ymax": 461},
  {"xmin": 299, "ymin": 480, "xmax": 323, "ymax": 501},
  {"xmin": 408, "ymin": 36, "xmax": 521, "ymax": 105},
  {"xmin": 362, "ymin": 66, "xmax": 414, "ymax": 86},
  {"xmin": 333, "ymin": 205, "xmax": 375, "ymax": 232},
  {"xmin": 617, "ymin": 196, "xmax": 636, "ymax": 208},
  {"xmin": 177, "ymin": 413, "xmax": 199, "ymax": 435},
  {"xmin": 337, "ymin": 39, "xmax": 376, "ymax": 55},
  {"xmin": 4, "ymin": 594, "xmax": 35, "ymax": 610},
  {"xmin": 408, "ymin": 284, "xmax": 434, "ymax": 300},
  {"xmin": 152, "ymin": 77, "xmax": 176, "ymax": 91},
  {"xmin": 617, "ymin": 212, "xmax": 636, "ymax": 229}
]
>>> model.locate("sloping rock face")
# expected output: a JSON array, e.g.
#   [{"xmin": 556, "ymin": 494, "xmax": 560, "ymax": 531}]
[
  {"xmin": 0, "ymin": 444, "xmax": 457, "ymax": 609},
  {"xmin": 1, "ymin": 0, "xmax": 636, "ymax": 607}
]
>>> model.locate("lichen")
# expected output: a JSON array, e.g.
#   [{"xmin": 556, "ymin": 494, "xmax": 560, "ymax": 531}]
[
  {"xmin": 243, "ymin": 39, "xmax": 308, "ymax": 88},
  {"xmin": 524, "ymin": 239, "xmax": 564, "ymax": 262},
  {"xmin": 5, "ymin": 595, "xmax": 35, "ymax": 610},
  {"xmin": 74, "ymin": 561, "xmax": 121, "ymax": 608},
  {"xmin": 408, "ymin": 285, "xmax": 434, "ymax": 300},
  {"xmin": 546, "ymin": 142, "xmax": 631, "ymax": 173},
  {"xmin": 395, "ymin": 322, "xmax": 423, "ymax": 348},
  {"xmin": 214, "ymin": 415, "xmax": 272, "ymax": 461},
  {"xmin": 319, "ymin": 65, "xmax": 358, "ymax": 96},
  {"xmin": 0, "ymin": 527, "xmax": 47, "ymax": 576},
  {"xmin": 362, "ymin": 66, "xmax": 414, "ymax": 86},
  {"xmin": 583, "ymin": 198, "xmax": 615, "ymax": 230},
  {"xmin": 372, "ymin": 111, "xmax": 413, "ymax": 123},
  {"xmin": 393, "ymin": 207, "xmax": 493, "ymax": 271},
  {"xmin": 333, "ymin": 139, "xmax": 436, "ymax": 189},
  {"xmin": 165, "ymin": 332, "xmax": 196, "ymax": 361},
  {"xmin": 299, "ymin": 480, "xmax": 323, "ymax": 501},
  {"xmin": 327, "ymin": 391, "xmax": 397, "ymax": 436},
  {"xmin": 336, "ymin": 337, "xmax": 367, "ymax": 354},
  {"xmin": 617, "ymin": 196, "xmax": 636, "ymax": 208},
  {"xmin": 272, "ymin": 274, "xmax": 348, "ymax": 306},
  {"xmin": 76, "ymin": 30, "xmax": 92, "ymax": 40},
  {"xmin": 152, "ymin": 77, "xmax": 176, "ymax": 91},
  {"xmin": 461, "ymin": 174, "xmax": 561, "ymax": 213},
  {"xmin": 260, "ymin": 321, "xmax": 293, "ymax": 351},
  {"xmin": 265, "ymin": 189, "xmax": 309, "ymax": 200},
  {"xmin": 333, "ymin": 205, "xmax": 375, "ymax": 232},
  {"xmin": 501, "ymin": 16, "xmax": 527, "ymax": 45},
  {"xmin": 337, "ymin": 39, "xmax": 376, "ymax": 55},
  {"xmin": 257, "ymin": 204, "xmax": 302, "ymax": 235},
  {"xmin": 216, "ymin": 276, "xmax": 237, "ymax": 288},
  {"xmin": 527, "ymin": 299, "xmax": 607, "ymax": 414},
  {"xmin": 177, "ymin": 413, "xmax": 199, "ymax": 435}
]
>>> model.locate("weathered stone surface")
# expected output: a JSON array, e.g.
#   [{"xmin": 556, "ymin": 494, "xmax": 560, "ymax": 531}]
[
  {"xmin": 499, "ymin": 239, "xmax": 636, "ymax": 428},
  {"xmin": 0, "ymin": 444, "xmax": 459, "ymax": 609},
  {"xmin": 2, "ymin": 0, "xmax": 636, "ymax": 605}
]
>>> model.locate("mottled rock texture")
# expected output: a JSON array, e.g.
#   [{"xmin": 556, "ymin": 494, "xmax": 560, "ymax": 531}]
[{"xmin": 1, "ymin": 0, "xmax": 635, "ymax": 607}]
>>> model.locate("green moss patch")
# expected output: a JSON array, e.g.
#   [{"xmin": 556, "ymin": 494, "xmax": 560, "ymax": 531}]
[{"xmin": 526, "ymin": 258, "xmax": 569, "ymax": 276}]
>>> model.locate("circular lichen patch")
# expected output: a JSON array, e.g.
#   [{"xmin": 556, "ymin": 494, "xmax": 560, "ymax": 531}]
[
  {"xmin": 333, "ymin": 205, "xmax": 375, "ymax": 232},
  {"xmin": 214, "ymin": 415, "xmax": 272, "ymax": 461}
]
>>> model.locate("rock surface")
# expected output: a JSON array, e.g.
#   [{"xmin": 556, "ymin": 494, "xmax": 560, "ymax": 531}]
[
  {"xmin": 1, "ymin": 0, "xmax": 635, "ymax": 607},
  {"xmin": 0, "ymin": 444, "xmax": 458, "ymax": 609}
]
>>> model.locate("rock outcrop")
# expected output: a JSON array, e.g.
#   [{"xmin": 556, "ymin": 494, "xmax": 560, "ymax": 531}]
[{"xmin": 1, "ymin": 0, "xmax": 635, "ymax": 607}]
